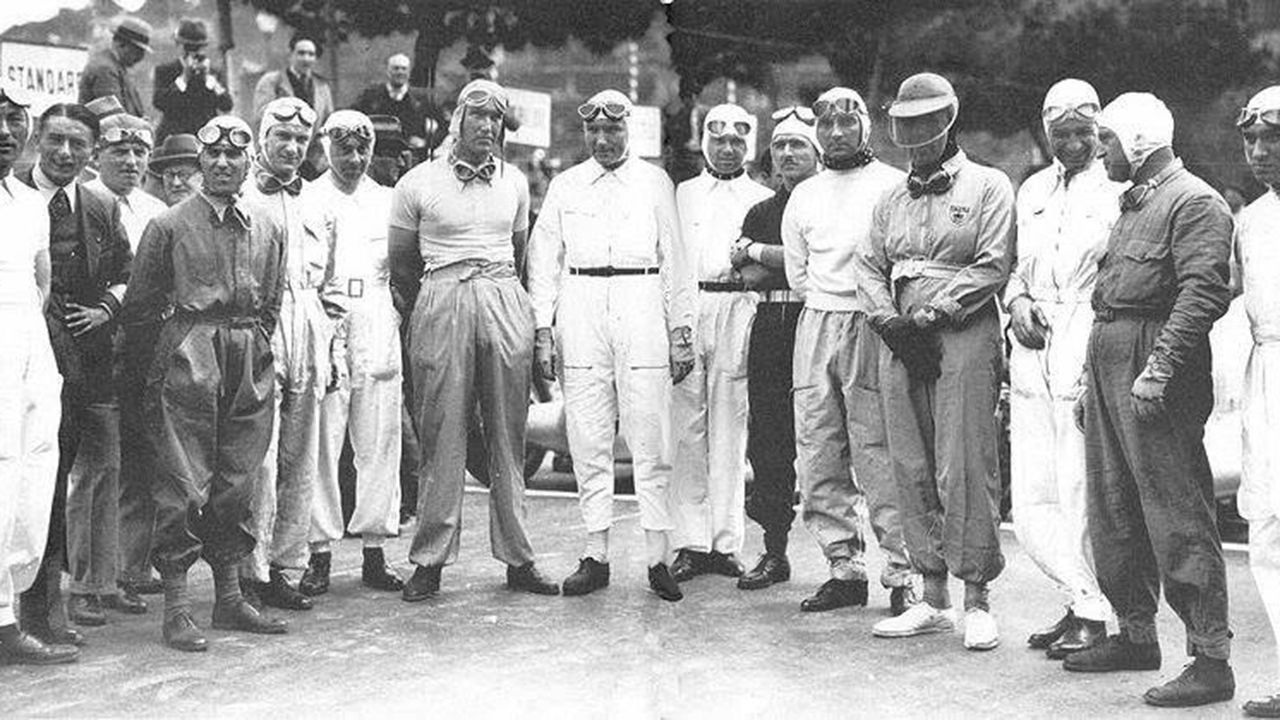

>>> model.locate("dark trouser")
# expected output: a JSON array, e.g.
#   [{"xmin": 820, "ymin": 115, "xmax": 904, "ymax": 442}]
[
  {"xmin": 118, "ymin": 325, "xmax": 159, "ymax": 585},
  {"xmin": 1084, "ymin": 316, "xmax": 1230, "ymax": 659},
  {"xmin": 149, "ymin": 317, "xmax": 275, "ymax": 576},
  {"xmin": 745, "ymin": 301, "xmax": 802, "ymax": 552}
]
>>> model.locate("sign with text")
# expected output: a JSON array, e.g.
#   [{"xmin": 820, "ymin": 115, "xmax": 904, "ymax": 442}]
[
  {"xmin": 629, "ymin": 105, "xmax": 662, "ymax": 158},
  {"xmin": 505, "ymin": 87, "xmax": 551, "ymax": 148},
  {"xmin": 0, "ymin": 41, "xmax": 88, "ymax": 115}
]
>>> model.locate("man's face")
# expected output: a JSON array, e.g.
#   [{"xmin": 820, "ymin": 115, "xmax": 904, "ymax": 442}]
[
  {"xmin": 262, "ymin": 123, "xmax": 311, "ymax": 176},
  {"xmin": 199, "ymin": 144, "xmax": 248, "ymax": 197},
  {"xmin": 1098, "ymin": 128, "xmax": 1132, "ymax": 182},
  {"xmin": 119, "ymin": 42, "xmax": 145, "ymax": 68},
  {"xmin": 1242, "ymin": 122, "xmax": 1280, "ymax": 189},
  {"xmin": 291, "ymin": 40, "xmax": 317, "ymax": 75},
  {"xmin": 908, "ymin": 134, "xmax": 948, "ymax": 169},
  {"xmin": 815, "ymin": 112, "xmax": 862, "ymax": 163},
  {"xmin": 770, "ymin": 136, "xmax": 818, "ymax": 186},
  {"xmin": 97, "ymin": 141, "xmax": 150, "ymax": 194},
  {"xmin": 706, "ymin": 133, "xmax": 747, "ymax": 175},
  {"xmin": 585, "ymin": 117, "xmax": 627, "ymax": 166},
  {"xmin": 159, "ymin": 161, "xmax": 201, "ymax": 205},
  {"xmin": 0, "ymin": 101, "xmax": 29, "ymax": 175},
  {"xmin": 1048, "ymin": 116, "xmax": 1099, "ymax": 175},
  {"xmin": 458, "ymin": 104, "xmax": 503, "ymax": 158},
  {"xmin": 183, "ymin": 49, "xmax": 210, "ymax": 75},
  {"xmin": 387, "ymin": 57, "xmax": 410, "ymax": 88},
  {"xmin": 329, "ymin": 137, "xmax": 372, "ymax": 187},
  {"xmin": 38, "ymin": 115, "xmax": 94, "ymax": 186}
]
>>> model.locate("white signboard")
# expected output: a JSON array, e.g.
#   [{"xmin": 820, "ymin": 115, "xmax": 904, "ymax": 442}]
[
  {"xmin": 0, "ymin": 41, "xmax": 88, "ymax": 115},
  {"xmin": 629, "ymin": 105, "xmax": 662, "ymax": 158},
  {"xmin": 505, "ymin": 87, "xmax": 551, "ymax": 148}
]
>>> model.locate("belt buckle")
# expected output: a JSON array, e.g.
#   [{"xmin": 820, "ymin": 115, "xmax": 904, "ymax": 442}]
[{"xmin": 348, "ymin": 278, "xmax": 364, "ymax": 298}]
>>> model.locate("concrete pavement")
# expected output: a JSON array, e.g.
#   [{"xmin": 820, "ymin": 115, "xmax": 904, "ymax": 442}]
[{"xmin": 2, "ymin": 485, "xmax": 1276, "ymax": 719}]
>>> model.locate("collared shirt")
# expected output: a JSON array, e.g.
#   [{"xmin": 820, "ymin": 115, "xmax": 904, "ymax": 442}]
[
  {"xmin": 0, "ymin": 171, "xmax": 49, "ymax": 308},
  {"xmin": 676, "ymin": 170, "xmax": 772, "ymax": 282},
  {"xmin": 32, "ymin": 163, "xmax": 78, "ymax": 212},
  {"xmin": 1237, "ymin": 190, "xmax": 1280, "ymax": 345},
  {"xmin": 305, "ymin": 171, "xmax": 393, "ymax": 288},
  {"xmin": 857, "ymin": 149, "xmax": 1014, "ymax": 324},
  {"xmin": 386, "ymin": 83, "xmax": 408, "ymax": 102},
  {"xmin": 1091, "ymin": 159, "xmax": 1233, "ymax": 374},
  {"xmin": 85, "ymin": 178, "xmax": 168, "ymax": 252},
  {"xmin": 1006, "ymin": 160, "xmax": 1125, "ymax": 308},
  {"xmin": 784, "ymin": 159, "xmax": 904, "ymax": 312},
  {"xmin": 527, "ymin": 155, "xmax": 694, "ymax": 330}
]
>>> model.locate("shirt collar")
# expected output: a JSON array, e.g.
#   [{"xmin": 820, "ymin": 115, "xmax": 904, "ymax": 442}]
[
  {"xmin": 587, "ymin": 155, "xmax": 632, "ymax": 185},
  {"xmin": 940, "ymin": 148, "xmax": 966, "ymax": 178},
  {"xmin": 198, "ymin": 190, "xmax": 248, "ymax": 227},
  {"xmin": 386, "ymin": 83, "xmax": 408, "ymax": 102},
  {"xmin": 33, "ymin": 163, "xmax": 77, "ymax": 211}
]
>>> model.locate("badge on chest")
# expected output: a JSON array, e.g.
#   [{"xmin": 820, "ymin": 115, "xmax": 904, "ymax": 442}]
[{"xmin": 948, "ymin": 204, "xmax": 972, "ymax": 225}]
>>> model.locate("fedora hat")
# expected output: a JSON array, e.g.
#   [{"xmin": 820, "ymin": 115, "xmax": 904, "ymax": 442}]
[
  {"xmin": 175, "ymin": 18, "xmax": 209, "ymax": 50},
  {"xmin": 114, "ymin": 17, "xmax": 153, "ymax": 53},
  {"xmin": 148, "ymin": 133, "xmax": 200, "ymax": 173}
]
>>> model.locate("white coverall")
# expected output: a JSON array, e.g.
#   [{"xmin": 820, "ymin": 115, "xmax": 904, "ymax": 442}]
[
  {"xmin": 1237, "ymin": 189, "xmax": 1280, "ymax": 679},
  {"xmin": 671, "ymin": 170, "xmax": 772, "ymax": 555},
  {"xmin": 0, "ymin": 180, "xmax": 61, "ymax": 627},
  {"xmin": 307, "ymin": 172, "xmax": 401, "ymax": 547},
  {"xmin": 528, "ymin": 155, "xmax": 695, "ymax": 533},
  {"xmin": 240, "ymin": 178, "xmax": 345, "ymax": 582},
  {"xmin": 1006, "ymin": 159, "xmax": 1123, "ymax": 623}
]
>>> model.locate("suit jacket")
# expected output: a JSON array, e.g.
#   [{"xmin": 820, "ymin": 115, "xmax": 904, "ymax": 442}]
[
  {"xmin": 152, "ymin": 59, "xmax": 234, "ymax": 141},
  {"xmin": 79, "ymin": 48, "xmax": 146, "ymax": 117}
]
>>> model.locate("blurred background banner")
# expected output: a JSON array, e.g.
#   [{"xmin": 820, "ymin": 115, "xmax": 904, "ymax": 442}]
[{"xmin": 0, "ymin": 40, "xmax": 88, "ymax": 115}]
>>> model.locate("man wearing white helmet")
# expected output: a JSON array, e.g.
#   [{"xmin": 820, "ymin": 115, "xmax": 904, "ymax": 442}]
[
  {"xmin": 1236, "ymin": 84, "xmax": 1280, "ymax": 720},
  {"xmin": 1007, "ymin": 79, "xmax": 1122, "ymax": 660},
  {"xmin": 1063, "ymin": 92, "xmax": 1235, "ymax": 709},
  {"xmin": 528, "ymin": 88, "xmax": 695, "ymax": 601},
  {"xmin": 238, "ymin": 96, "xmax": 347, "ymax": 613},
  {"xmin": 121, "ymin": 114, "xmax": 289, "ymax": 651},
  {"xmin": 391, "ymin": 79, "xmax": 559, "ymax": 602},
  {"xmin": 781, "ymin": 87, "xmax": 914, "ymax": 614},
  {"xmin": 733, "ymin": 107, "xmax": 821, "ymax": 591},
  {"xmin": 856, "ymin": 73, "xmax": 1013, "ymax": 650},
  {"xmin": 296, "ymin": 110, "xmax": 404, "ymax": 597},
  {"xmin": 668, "ymin": 103, "xmax": 772, "ymax": 583}
]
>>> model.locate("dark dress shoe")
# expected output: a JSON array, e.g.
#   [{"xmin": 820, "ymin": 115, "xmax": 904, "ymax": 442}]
[
  {"xmin": 1143, "ymin": 657, "xmax": 1234, "ymax": 707},
  {"xmin": 162, "ymin": 612, "xmax": 209, "ymax": 652},
  {"xmin": 362, "ymin": 548, "xmax": 405, "ymax": 592},
  {"xmin": 1063, "ymin": 633, "xmax": 1161, "ymax": 673},
  {"xmin": 239, "ymin": 577, "xmax": 263, "ymax": 610},
  {"xmin": 507, "ymin": 562, "xmax": 561, "ymax": 595},
  {"xmin": 68, "ymin": 594, "xmax": 107, "ymax": 626},
  {"xmin": 0, "ymin": 631, "xmax": 79, "ymax": 665},
  {"xmin": 211, "ymin": 600, "xmax": 288, "ymax": 635},
  {"xmin": 120, "ymin": 577, "xmax": 165, "ymax": 596},
  {"xmin": 888, "ymin": 584, "xmax": 918, "ymax": 617},
  {"xmin": 1028, "ymin": 610, "xmax": 1075, "ymax": 649},
  {"xmin": 737, "ymin": 554, "xmax": 790, "ymax": 590},
  {"xmin": 1047, "ymin": 618, "xmax": 1106, "ymax": 659},
  {"xmin": 648, "ymin": 563, "xmax": 683, "ymax": 602},
  {"xmin": 25, "ymin": 623, "xmax": 86, "ymax": 647},
  {"xmin": 1245, "ymin": 693, "xmax": 1280, "ymax": 718},
  {"xmin": 402, "ymin": 565, "xmax": 442, "ymax": 602},
  {"xmin": 299, "ymin": 552, "xmax": 331, "ymax": 597},
  {"xmin": 670, "ymin": 549, "xmax": 707, "ymax": 583},
  {"xmin": 562, "ymin": 558, "xmax": 610, "ymax": 597},
  {"xmin": 260, "ymin": 569, "xmax": 314, "ymax": 611},
  {"xmin": 102, "ymin": 591, "xmax": 148, "ymax": 615},
  {"xmin": 704, "ymin": 552, "xmax": 744, "ymax": 578},
  {"xmin": 800, "ymin": 578, "xmax": 868, "ymax": 612}
]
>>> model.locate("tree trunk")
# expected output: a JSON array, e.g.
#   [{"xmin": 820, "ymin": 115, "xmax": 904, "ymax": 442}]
[{"xmin": 412, "ymin": 2, "xmax": 447, "ymax": 88}]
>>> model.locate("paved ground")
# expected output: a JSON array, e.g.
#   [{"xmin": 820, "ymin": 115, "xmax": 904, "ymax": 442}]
[{"xmin": 3, "ymin": 481, "xmax": 1276, "ymax": 719}]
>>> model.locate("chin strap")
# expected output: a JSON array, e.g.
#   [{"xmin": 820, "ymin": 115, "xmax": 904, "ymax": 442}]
[
  {"xmin": 707, "ymin": 166, "xmax": 745, "ymax": 181},
  {"xmin": 822, "ymin": 147, "xmax": 875, "ymax": 171}
]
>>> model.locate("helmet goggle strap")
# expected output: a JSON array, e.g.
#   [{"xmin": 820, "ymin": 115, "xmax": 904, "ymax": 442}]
[
  {"xmin": 890, "ymin": 107, "xmax": 956, "ymax": 149},
  {"xmin": 578, "ymin": 100, "xmax": 629, "ymax": 122},
  {"xmin": 268, "ymin": 105, "xmax": 317, "ymax": 129},
  {"xmin": 771, "ymin": 106, "xmax": 815, "ymax": 125},
  {"xmin": 462, "ymin": 88, "xmax": 507, "ymax": 113},
  {"xmin": 197, "ymin": 122, "xmax": 253, "ymax": 149},
  {"xmin": 812, "ymin": 96, "xmax": 864, "ymax": 119},
  {"xmin": 1237, "ymin": 107, "xmax": 1280, "ymax": 130},
  {"xmin": 706, "ymin": 119, "xmax": 751, "ymax": 139},
  {"xmin": 326, "ymin": 125, "xmax": 373, "ymax": 147},
  {"xmin": 102, "ymin": 127, "xmax": 154, "ymax": 148},
  {"xmin": 1042, "ymin": 102, "xmax": 1100, "ymax": 125}
]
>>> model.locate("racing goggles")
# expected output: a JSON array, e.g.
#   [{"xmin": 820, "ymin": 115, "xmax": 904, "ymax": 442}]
[
  {"xmin": 196, "ymin": 122, "xmax": 253, "ymax": 149},
  {"xmin": 101, "ymin": 126, "xmax": 154, "ymax": 148},
  {"xmin": 577, "ymin": 100, "xmax": 629, "ymax": 122},
  {"xmin": 771, "ymin": 106, "xmax": 815, "ymax": 125},
  {"xmin": 1236, "ymin": 106, "xmax": 1280, "ymax": 129},
  {"xmin": 266, "ymin": 104, "xmax": 317, "ymax": 128},
  {"xmin": 706, "ymin": 119, "xmax": 751, "ymax": 138},
  {"xmin": 1042, "ymin": 102, "xmax": 1100, "ymax": 125},
  {"xmin": 812, "ymin": 95, "xmax": 865, "ymax": 119},
  {"xmin": 889, "ymin": 107, "xmax": 955, "ymax": 148},
  {"xmin": 326, "ymin": 124, "xmax": 373, "ymax": 146},
  {"xmin": 461, "ymin": 87, "xmax": 508, "ymax": 112}
]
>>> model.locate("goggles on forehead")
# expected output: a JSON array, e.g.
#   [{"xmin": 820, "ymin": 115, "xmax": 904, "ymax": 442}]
[
  {"xmin": 771, "ymin": 106, "xmax": 815, "ymax": 124},
  {"xmin": 101, "ymin": 126, "xmax": 154, "ymax": 147},
  {"xmin": 1042, "ymin": 102, "xmax": 1100, "ymax": 125},
  {"xmin": 706, "ymin": 119, "xmax": 751, "ymax": 138},
  {"xmin": 197, "ymin": 122, "xmax": 253, "ymax": 149},
  {"xmin": 461, "ymin": 87, "xmax": 507, "ymax": 112},
  {"xmin": 812, "ymin": 96, "xmax": 865, "ymax": 119},
  {"xmin": 578, "ymin": 100, "xmax": 629, "ymax": 122},
  {"xmin": 1237, "ymin": 106, "xmax": 1280, "ymax": 130},
  {"xmin": 326, "ymin": 124, "xmax": 373, "ymax": 145},
  {"xmin": 267, "ymin": 104, "xmax": 317, "ymax": 128}
]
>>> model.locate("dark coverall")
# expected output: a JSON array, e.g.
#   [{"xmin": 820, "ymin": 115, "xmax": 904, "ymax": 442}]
[
  {"xmin": 1084, "ymin": 159, "xmax": 1233, "ymax": 659},
  {"xmin": 119, "ymin": 194, "xmax": 285, "ymax": 576}
]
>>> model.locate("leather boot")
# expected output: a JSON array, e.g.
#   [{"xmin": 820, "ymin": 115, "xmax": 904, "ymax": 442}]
[
  {"xmin": 211, "ymin": 600, "xmax": 288, "ymax": 635},
  {"xmin": 1063, "ymin": 633, "xmax": 1161, "ymax": 673},
  {"xmin": 669, "ymin": 549, "xmax": 706, "ymax": 583},
  {"xmin": 0, "ymin": 631, "xmax": 79, "ymax": 664},
  {"xmin": 259, "ymin": 568, "xmax": 313, "ymax": 611},
  {"xmin": 162, "ymin": 611, "xmax": 208, "ymax": 652},
  {"xmin": 704, "ymin": 552, "xmax": 744, "ymax": 578},
  {"xmin": 402, "ymin": 565, "xmax": 442, "ymax": 602},
  {"xmin": 507, "ymin": 562, "xmax": 560, "ymax": 595},
  {"xmin": 68, "ymin": 594, "xmax": 106, "ymax": 627},
  {"xmin": 299, "ymin": 552, "xmax": 331, "ymax": 597},
  {"xmin": 648, "ymin": 563, "xmax": 683, "ymax": 602},
  {"xmin": 562, "ymin": 558, "xmax": 610, "ymax": 597},
  {"xmin": 239, "ymin": 577, "xmax": 263, "ymax": 610},
  {"xmin": 800, "ymin": 578, "xmax": 868, "ymax": 612},
  {"xmin": 1143, "ymin": 656, "xmax": 1235, "ymax": 707},
  {"xmin": 102, "ymin": 591, "xmax": 148, "ymax": 615},
  {"xmin": 1244, "ymin": 693, "xmax": 1280, "ymax": 718},
  {"xmin": 1047, "ymin": 618, "xmax": 1106, "ymax": 659},
  {"xmin": 1028, "ymin": 609, "xmax": 1074, "ymax": 649},
  {"xmin": 361, "ymin": 548, "xmax": 404, "ymax": 592},
  {"xmin": 737, "ymin": 554, "xmax": 790, "ymax": 590}
]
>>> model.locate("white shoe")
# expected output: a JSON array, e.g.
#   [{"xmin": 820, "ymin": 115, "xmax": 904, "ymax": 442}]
[
  {"xmin": 963, "ymin": 608, "xmax": 999, "ymax": 651},
  {"xmin": 872, "ymin": 602, "xmax": 955, "ymax": 638}
]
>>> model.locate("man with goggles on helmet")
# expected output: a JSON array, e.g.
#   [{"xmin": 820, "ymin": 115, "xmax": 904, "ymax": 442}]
[
  {"xmin": 1236, "ymin": 84, "xmax": 1280, "ymax": 720},
  {"xmin": 667, "ymin": 103, "xmax": 772, "ymax": 585},
  {"xmin": 855, "ymin": 73, "xmax": 1013, "ymax": 651},
  {"xmin": 237, "ymin": 96, "xmax": 347, "ymax": 615},
  {"xmin": 120, "ymin": 114, "xmax": 290, "ymax": 651},
  {"xmin": 527, "ymin": 88, "xmax": 696, "ymax": 602},
  {"xmin": 780, "ymin": 87, "xmax": 914, "ymax": 615},
  {"xmin": 1005, "ymin": 79, "xmax": 1122, "ymax": 662},
  {"xmin": 297, "ymin": 110, "xmax": 404, "ymax": 597},
  {"xmin": 390, "ymin": 79, "xmax": 559, "ymax": 603}
]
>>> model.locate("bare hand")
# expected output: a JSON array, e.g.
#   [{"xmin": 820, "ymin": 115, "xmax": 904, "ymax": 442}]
[
  {"xmin": 1130, "ymin": 373, "xmax": 1167, "ymax": 422},
  {"xmin": 534, "ymin": 328, "xmax": 556, "ymax": 381},
  {"xmin": 1009, "ymin": 296, "xmax": 1048, "ymax": 350},
  {"xmin": 63, "ymin": 302, "xmax": 110, "ymax": 337},
  {"xmin": 729, "ymin": 238, "xmax": 753, "ymax": 269},
  {"xmin": 669, "ymin": 326, "xmax": 695, "ymax": 385}
]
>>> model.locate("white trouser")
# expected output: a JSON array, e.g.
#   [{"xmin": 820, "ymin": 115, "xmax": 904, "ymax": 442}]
[
  {"xmin": 671, "ymin": 290, "xmax": 756, "ymax": 555},
  {"xmin": 558, "ymin": 275, "xmax": 673, "ymax": 533},
  {"xmin": 1010, "ymin": 299, "xmax": 1110, "ymax": 622},
  {"xmin": 0, "ymin": 307, "xmax": 62, "ymax": 625},
  {"xmin": 1252, "ymin": 515, "xmax": 1280, "ymax": 680},
  {"xmin": 312, "ymin": 286, "xmax": 402, "ymax": 545}
]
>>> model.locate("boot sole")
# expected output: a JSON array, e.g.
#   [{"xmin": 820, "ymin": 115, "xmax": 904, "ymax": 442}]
[
  {"xmin": 562, "ymin": 582, "xmax": 608, "ymax": 597},
  {"xmin": 873, "ymin": 620, "xmax": 955, "ymax": 638},
  {"xmin": 1143, "ymin": 688, "xmax": 1235, "ymax": 708},
  {"xmin": 1063, "ymin": 660, "xmax": 1161, "ymax": 673},
  {"xmin": 211, "ymin": 619, "xmax": 288, "ymax": 635}
]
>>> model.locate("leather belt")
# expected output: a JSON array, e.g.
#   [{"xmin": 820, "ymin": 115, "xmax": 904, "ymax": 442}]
[
  {"xmin": 569, "ymin": 266, "xmax": 660, "ymax": 277},
  {"xmin": 699, "ymin": 281, "xmax": 747, "ymax": 292},
  {"xmin": 1093, "ymin": 306, "xmax": 1169, "ymax": 323},
  {"xmin": 760, "ymin": 289, "xmax": 801, "ymax": 304}
]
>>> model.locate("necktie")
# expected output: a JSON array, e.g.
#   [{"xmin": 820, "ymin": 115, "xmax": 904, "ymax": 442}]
[
  {"xmin": 257, "ymin": 172, "xmax": 302, "ymax": 196},
  {"xmin": 907, "ymin": 169, "xmax": 953, "ymax": 199},
  {"xmin": 49, "ymin": 186, "xmax": 71, "ymax": 225}
]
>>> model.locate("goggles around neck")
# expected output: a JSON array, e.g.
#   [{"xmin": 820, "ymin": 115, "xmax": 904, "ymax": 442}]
[
  {"xmin": 1042, "ymin": 102, "xmax": 1100, "ymax": 125},
  {"xmin": 1237, "ymin": 106, "xmax": 1280, "ymax": 130},
  {"xmin": 267, "ymin": 104, "xmax": 317, "ymax": 128},
  {"xmin": 101, "ymin": 126, "xmax": 154, "ymax": 148},
  {"xmin": 771, "ymin": 106, "xmax": 815, "ymax": 125},
  {"xmin": 197, "ymin": 122, "xmax": 253, "ymax": 149},
  {"xmin": 706, "ymin": 119, "xmax": 751, "ymax": 138},
  {"xmin": 812, "ymin": 96, "xmax": 865, "ymax": 119},
  {"xmin": 578, "ymin": 100, "xmax": 629, "ymax": 122}
]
